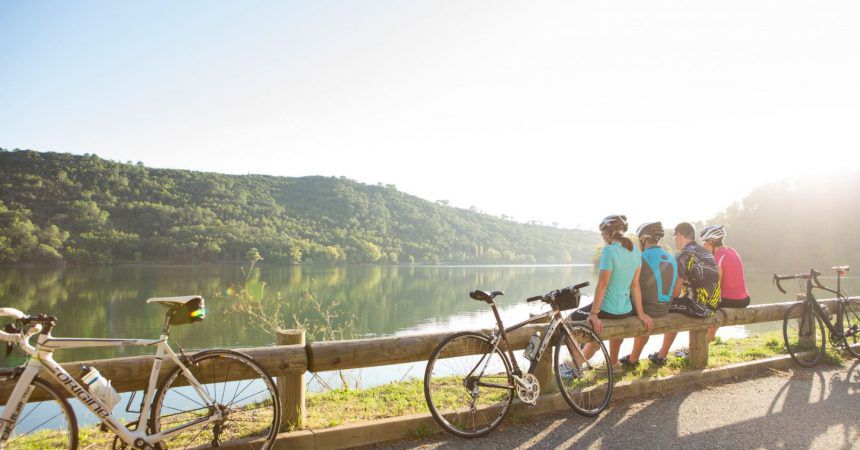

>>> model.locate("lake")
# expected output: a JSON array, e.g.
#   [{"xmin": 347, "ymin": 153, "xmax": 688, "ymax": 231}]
[{"xmin": 1, "ymin": 263, "xmax": 856, "ymax": 382}]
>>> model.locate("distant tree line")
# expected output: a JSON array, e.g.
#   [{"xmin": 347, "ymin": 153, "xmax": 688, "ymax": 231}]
[
  {"xmin": 709, "ymin": 173, "xmax": 860, "ymax": 272},
  {"xmin": 0, "ymin": 149, "xmax": 599, "ymax": 265}
]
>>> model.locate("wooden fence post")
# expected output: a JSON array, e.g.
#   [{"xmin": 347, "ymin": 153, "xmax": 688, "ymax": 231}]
[
  {"xmin": 688, "ymin": 328, "xmax": 708, "ymax": 369},
  {"xmin": 277, "ymin": 328, "xmax": 306, "ymax": 431}
]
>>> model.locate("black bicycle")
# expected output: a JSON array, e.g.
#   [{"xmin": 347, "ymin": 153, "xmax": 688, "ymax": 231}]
[
  {"xmin": 423, "ymin": 283, "xmax": 613, "ymax": 438},
  {"xmin": 773, "ymin": 266, "xmax": 860, "ymax": 367}
]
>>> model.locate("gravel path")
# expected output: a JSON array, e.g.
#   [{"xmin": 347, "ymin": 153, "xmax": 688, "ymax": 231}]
[{"xmin": 369, "ymin": 360, "xmax": 860, "ymax": 450}]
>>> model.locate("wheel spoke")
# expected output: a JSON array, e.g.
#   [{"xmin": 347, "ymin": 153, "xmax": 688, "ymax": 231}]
[{"xmin": 153, "ymin": 351, "xmax": 278, "ymax": 449}]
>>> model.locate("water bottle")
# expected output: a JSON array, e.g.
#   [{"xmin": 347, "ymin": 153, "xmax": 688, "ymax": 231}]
[
  {"xmin": 821, "ymin": 305, "xmax": 832, "ymax": 321},
  {"xmin": 524, "ymin": 332, "xmax": 541, "ymax": 361},
  {"xmin": 81, "ymin": 366, "xmax": 121, "ymax": 411}
]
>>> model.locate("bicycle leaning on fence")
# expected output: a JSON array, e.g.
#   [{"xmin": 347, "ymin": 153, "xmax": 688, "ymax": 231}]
[
  {"xmin": 773, "ymin": 266, "xmax": 860, "ymax": 367},
  {"xmin": 423, "ymin": 282, "xmax": 613, "ymax": 438},
  {"xmin": 0, "ymin": 295, "xmax": 281, "ymax": 450}
]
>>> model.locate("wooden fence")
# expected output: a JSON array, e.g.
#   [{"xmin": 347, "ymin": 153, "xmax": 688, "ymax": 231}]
[{"xmin": 1, "ymin": 297, "xmax": 854, "ymax": 432}]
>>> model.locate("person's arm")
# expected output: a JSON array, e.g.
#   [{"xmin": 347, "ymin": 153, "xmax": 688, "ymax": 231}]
[
  {"xmin": 588, "ymin": 269, "xmax": 611, "ymax": 333},
  {"xmin": 672, "ymin": 274, "xmax": 683, "ymax": 298},
  {"xmin": 630, "ymin": 266, "xmax": 653, "ymax": 331}
]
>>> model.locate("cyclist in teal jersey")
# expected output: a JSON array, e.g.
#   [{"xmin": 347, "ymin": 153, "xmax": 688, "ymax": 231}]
[
  {"xmin": 571, "ymin": 215, "xmax": 653, "ymax": 368},
  {"xmin": 619, "ymin": 222, "xmax": 681, "ymax": 368}
]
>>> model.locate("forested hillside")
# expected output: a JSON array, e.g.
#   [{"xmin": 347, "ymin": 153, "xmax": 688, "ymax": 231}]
[
  {"xmin": 711, "ymin": 173, "xmax": 859, "ymax": 272},
  {"xmin": 0, "ymin": 149, "xmax": 599, "ymax": 265}
]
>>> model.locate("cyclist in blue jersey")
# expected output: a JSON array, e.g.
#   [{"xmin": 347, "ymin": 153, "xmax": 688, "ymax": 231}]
[
  {"xmin": 570, "ymin": 215, "xmax": 653, "ymax": 368},
  {"xmin": 620, "ymin": 221, "xmax": 681, "ymax": 368}
]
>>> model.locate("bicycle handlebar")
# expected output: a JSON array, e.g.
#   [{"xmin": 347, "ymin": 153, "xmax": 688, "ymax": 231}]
[
  {"xmin": 527, "ymin": 282, "xmax": 590, "ymax": 303},
  {"xmin": 773, "ymin": 268, "xmax": 826, "ymax": 295}
]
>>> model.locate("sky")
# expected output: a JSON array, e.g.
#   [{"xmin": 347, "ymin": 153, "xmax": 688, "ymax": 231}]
[{"xmin": 1, "ymin": 1, "xmax": 859, "ymax": 229}]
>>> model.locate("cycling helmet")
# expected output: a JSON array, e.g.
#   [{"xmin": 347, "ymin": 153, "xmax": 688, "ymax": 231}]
[
  {"xmin": 636, "ymin": 221, "xmax": 664, "ymax": 240},
  {"xmin": 599, "ymin": 215, "xmax": 628, "ymax": 233},
  {"xmin": 700, "ymin": 225, "xmax": 726, "ymax": 242}
]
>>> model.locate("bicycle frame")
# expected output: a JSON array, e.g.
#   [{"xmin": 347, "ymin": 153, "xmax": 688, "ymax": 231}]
[
  {"xmin": 801, "ymin": 278, "xmax": 848, "ymax": 338},
  {"xmin": 0, "ymin": 333, "xmax": 220, "ymax": 448},
  {"xmin": 483, "ymin": 301, "xmax": 587, "ymax": 378}
]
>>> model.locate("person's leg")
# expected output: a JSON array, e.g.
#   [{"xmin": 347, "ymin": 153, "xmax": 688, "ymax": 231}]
[
  {"xmin": 707, "ymin": 325, "xmax": 718, "ymax": 343},
  {"xmin": 609, "ymin": 339, "xmax": 622, "ymax": 365},
  {"xmin": 660, "ymin": 332, "xmax": 676, "ymax": 358},
  {"xmin": 630, "ymin": 335, "xmax": 650, "ymax": 363}
]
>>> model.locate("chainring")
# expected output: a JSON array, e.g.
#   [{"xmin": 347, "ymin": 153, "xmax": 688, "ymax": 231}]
[{"xmin": 516, "ymin": 373, "xmax": 540, "ymax": 405}]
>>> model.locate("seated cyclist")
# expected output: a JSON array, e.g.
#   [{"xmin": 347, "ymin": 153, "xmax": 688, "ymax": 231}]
[
  {"xmin": 570, "ymin": 215, "xmax": 653, "ymax": 369},
  {"xmin": 620, "ymin": 221, "xmax": 681, "ymax": 368},
  {"xmin": 701, "ymin": 225, "xmax": 750, "ymax": 342},
  {"xmin": 648, "ymin": 222, "xmax": 719, "ymax": 366}
]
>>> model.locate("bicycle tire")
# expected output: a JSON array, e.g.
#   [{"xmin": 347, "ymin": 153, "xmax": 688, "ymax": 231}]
[
  {"xmin": 150, "ymin": 349, "xmax": 281, "ymax": 449},
  {"xmin": 424, "ymin": 331, "xmax": 514, "ymax": 438},
  {"xmin": 841, "ymin": 298, "xmax": 860, "ymax": 359},
  {"xmin": 1, "ymin": 376, "xmax": 78, "ymax": 450},
  {"xmin": 783, "ymin": 302, "xmax": 827, "ymax": 367},
  {"xmin": 554, "ymin": 324, "xmax": 613, "ymax": 416}
]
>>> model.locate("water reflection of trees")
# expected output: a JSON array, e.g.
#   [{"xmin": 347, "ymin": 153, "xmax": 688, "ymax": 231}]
[
  {"xmin": 1, "ymin": 265, "xmax": 856, "ymax": 368},
  {"xmin": 0, "ymin": 266, "xmax": 593, "ymax": 349}
]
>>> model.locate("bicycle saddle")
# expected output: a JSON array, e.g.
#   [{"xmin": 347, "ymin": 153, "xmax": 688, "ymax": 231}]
[
  {"xmin": 832, "ymin": 266, "xmax": 851, "ymax": 274},
  {"xmin": 469, "ymin": 290, "xmax": 504, "ymax": 302},
  {"xmin": 146, "ymin": 295, "xmax": 204, "ymax": 307}
]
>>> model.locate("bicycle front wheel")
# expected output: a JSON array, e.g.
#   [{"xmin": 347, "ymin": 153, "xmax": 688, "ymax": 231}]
[
  {"xmin": 783, "ymin": 302, "xmax": 827, "ymax": 367},
  {"xmin": 554, "ymin": 325, "xmax": 613, "ymax": 416},
  {"xmin": 1, "ymin": 376, "xmax": 78, "ymax": 450},
  {"xmin": 150, "ymin": 349, "xmax": 280, "ymax": 449},
  {"xmin": 842, "ymin": 299, "xmax": 860, "ymax": 359},
  {"xmin": 424, "ymin": 331, "xmax": 514, "ymax": 438}
]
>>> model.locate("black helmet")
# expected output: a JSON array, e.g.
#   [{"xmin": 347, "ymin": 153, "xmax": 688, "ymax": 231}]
[
  {"xmin": 599, "ymin": 215, "xmax": 628, "ymax": 233},
  {"xmin": 636, "ymin": 221, "xmax": 664, "ymax": 240}
]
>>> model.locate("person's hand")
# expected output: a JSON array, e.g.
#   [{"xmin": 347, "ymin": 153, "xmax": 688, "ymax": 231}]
[
  {"xmin": 587, "ymin": 314, "xmax": 603, "ymax": 333},
  {"xmin": 638, "ymin": 313, "xmax": 654, "ymax": 331}
]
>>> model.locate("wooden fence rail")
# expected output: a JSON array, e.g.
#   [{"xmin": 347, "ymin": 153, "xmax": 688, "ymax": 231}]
[{"xmin": 1, "ymin": 297, "xmax": 855, "ymax": 428}]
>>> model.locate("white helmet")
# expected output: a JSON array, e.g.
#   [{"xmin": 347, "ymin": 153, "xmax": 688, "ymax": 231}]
[{"xmin": 699, "ymin": 225, "xmax": 726, "ymax": 242}]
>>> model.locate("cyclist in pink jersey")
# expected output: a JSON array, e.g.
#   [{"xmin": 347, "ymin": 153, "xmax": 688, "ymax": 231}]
[{"xmin": 701, "ymin": 225, "xmax": 750, "ymax": 342}]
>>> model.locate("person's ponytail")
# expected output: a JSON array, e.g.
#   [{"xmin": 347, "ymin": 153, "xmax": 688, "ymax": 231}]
[{"xmin": 614, "ymin": 232, "xmax": 634, "ymax": 252}]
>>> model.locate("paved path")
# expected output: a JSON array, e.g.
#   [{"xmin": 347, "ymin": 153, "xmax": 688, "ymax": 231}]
[{"xmin": 371, "ymin": 360, "xmax": 860, "ymax": 450}]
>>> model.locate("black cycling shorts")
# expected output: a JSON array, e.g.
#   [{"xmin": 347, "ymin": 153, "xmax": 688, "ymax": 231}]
[
  {"xmin": 668, "ymin": 296, "xmax": 715, "ymax": 319},
  {"xmin": 719, "ymin": 297, "xmax": 750, "ymax": 308},
  {"xmin": 568, "ymin": 303, "xmax": 635, "ymax": 321}
]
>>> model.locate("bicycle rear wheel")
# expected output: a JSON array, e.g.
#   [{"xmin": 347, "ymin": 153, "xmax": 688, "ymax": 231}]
[
  {"xmin": 424, "ymin": 331, "xmax": 514, "ymax": 438},
  {"xmin": 554, "ymin": 325, "xmax": 613, "ymax": 416},
  {"xmin": 842, "ymin": 299, "xmax": 860, "ymax": 359},
  {"xmin": 783, "ymin": 302, "xmax": 827, "ymax": 367},
  {"xmin": 1, "ymin": 376, "xmax": 78, "ymax": 450},
  {"xmin": 150, "ymin": 349, "xmax": 280, "ymax": 449}
]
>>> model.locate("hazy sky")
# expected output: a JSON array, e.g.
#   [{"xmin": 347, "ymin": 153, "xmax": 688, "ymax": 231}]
[{"xmin": 2, "ymin": 1, "xmax": 859, "ymax": 229}]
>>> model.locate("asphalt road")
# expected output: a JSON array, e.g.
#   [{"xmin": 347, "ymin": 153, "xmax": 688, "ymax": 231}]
[{"xmin": 370, "ymin": 360, "xmax": 860, "ymax": 450}]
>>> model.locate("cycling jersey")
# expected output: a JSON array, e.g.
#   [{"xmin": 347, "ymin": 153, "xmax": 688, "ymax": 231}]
[
  {"xmin": 674, "ymin": 242, "xmax": 720, "ymax": 318},
  {"xmin": 714, "ymin": 246, "xmax": 750, "ymax": 301},
  {"xmin": 640, "ymin": 246, "xmax": 678, "ymax": 317},
  {"xmin": 596, "ymin": 242, "xmax": 641, "ymax": 315}
]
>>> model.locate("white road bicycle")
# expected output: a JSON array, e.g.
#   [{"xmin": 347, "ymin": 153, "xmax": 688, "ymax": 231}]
[{"xmin": 0, "ymin": 296, "xmax": 281, "ymax": 450}]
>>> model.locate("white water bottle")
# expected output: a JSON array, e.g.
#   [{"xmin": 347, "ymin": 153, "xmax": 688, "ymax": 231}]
[
  {"xmin": 524, "ymin": 332, "xmax": 541, "ymax": 361},
  {"xmin": 81, "ymin": 366, "xmax": 121, "ymax": 411}
]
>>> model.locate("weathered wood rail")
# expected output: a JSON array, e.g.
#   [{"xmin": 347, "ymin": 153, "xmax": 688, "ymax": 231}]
[{"xmin": 1, "ymin": 297, "xmax": 855, "ymax": 430}]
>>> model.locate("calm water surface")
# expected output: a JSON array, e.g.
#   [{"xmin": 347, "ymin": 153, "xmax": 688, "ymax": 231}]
[{"xmin": 1, "ymin": 263, "xmax": 856, "ymax": 381}]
